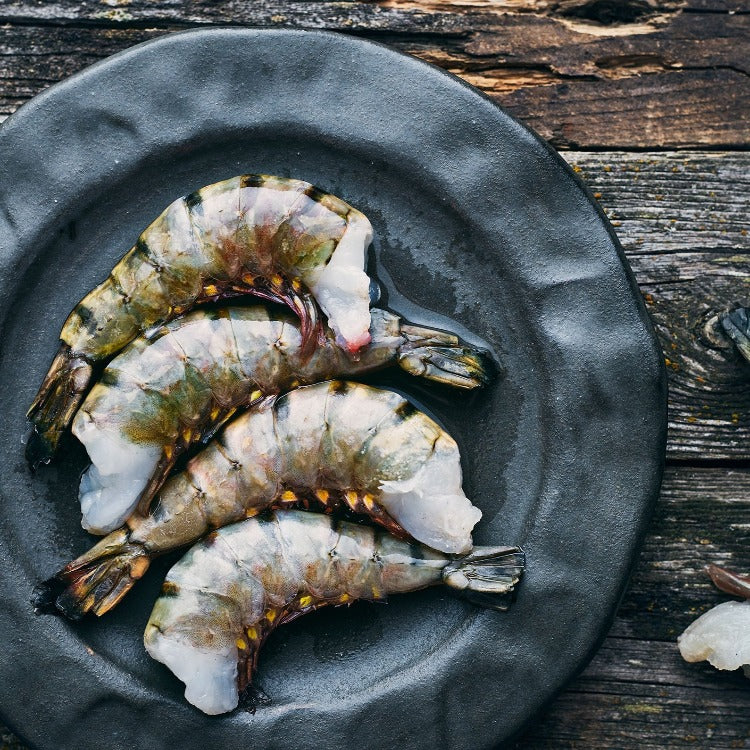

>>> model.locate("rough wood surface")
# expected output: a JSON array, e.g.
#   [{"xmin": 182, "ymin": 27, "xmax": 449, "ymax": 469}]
[
  {"xmin": 1, "ymin": 4, "xmax": 750, "ymax": 749},
  {"xmin": 0, "ymin": 1, "xmax": 748, "ymax": 147},
  {"xmin": 565, "ymin": 152, "xmax": 750, "ymax": 461},
  {"xmin": 520, "ymin": 465, "xmax": 750, "ymax": 750}
]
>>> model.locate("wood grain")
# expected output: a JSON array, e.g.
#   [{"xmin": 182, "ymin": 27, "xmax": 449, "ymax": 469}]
[
  {"xmin": 0, "ymin": 2, "xmax": 748, "ymax": 147},
  {"xmin": 564, "ymin": 152, "xmax": 750, "ymax": 461}
]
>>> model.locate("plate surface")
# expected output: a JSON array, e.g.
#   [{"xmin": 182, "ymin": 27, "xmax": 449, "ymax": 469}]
[{"xmin": 0, "ymin": 29, "xmax": 666, "ymax": 750}]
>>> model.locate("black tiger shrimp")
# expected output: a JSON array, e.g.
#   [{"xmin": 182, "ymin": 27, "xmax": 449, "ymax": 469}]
[
  {"xmin": 70, "ymin": 307, "xmax": 491, "ymax": 534},
  {"xmin": 27, "ymin": 174, "xmax": 375, "ymax": 465},
  {"xmin": 36, "ymin": 381, "xmax": 485, "ymax": 619},
  {"xmin": 143, "ymin": 509, "xmax": 525, "ymax": 715}
]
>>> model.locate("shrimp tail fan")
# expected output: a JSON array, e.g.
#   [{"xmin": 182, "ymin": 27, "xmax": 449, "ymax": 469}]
[
  {"xmin": 397, "ymin": 323, "xmax": 494, "ymax": 390},
  {"xmin": 32, "ymin": 528, "xmax": 149, "ymax": 620},
  {"xmin": 721, "ymin": 307, "xmax": 750, "ymax": 362},
  {"xmin": 26, "ymin": 343, "xmax": 93, "ymax": 467},
  {"xmin": 442, "ymin": 546, "xmax": 525, "ymax": 611}
]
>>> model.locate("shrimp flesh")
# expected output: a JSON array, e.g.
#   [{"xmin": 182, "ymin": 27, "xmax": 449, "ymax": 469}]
[
  {"xmin": 35, "ymin": 381, "xmax": 486, "ymax": 619},
  {"xmin": 27, "ymin": 175, "xmax": 374, "ymax": 465},
  {"xmin": 143, "ymin": 509, "xmax": 525, "ymax": 714},
  {"xmin": 70, "ymin": 307, "xmax": 491, "ymax": 534},
  {"xmin": 678, "ymin": 564, "xmax": 750, "ymax": 676}
]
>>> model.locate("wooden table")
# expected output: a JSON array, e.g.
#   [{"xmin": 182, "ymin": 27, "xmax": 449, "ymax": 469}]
[{"xmin": 1, "ymin": 2, "xmax": 748, "ymax": 748}]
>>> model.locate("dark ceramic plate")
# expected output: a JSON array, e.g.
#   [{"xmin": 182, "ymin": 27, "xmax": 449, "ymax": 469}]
[{"xmin": 0, "ymin": 29, "xmax": 666, "ymax": 750}]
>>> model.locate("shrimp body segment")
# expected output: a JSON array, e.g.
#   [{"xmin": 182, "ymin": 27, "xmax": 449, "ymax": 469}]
[
  {"xmin": 144, "ymin": 509, "xmax": 525, "ymax": 715},
  {"xmin": 36, "ymin": 381, "xmax": 486, "ymax": 620},
  {"xmin": 27, "ymin": 175, "xmax": 374, "ymax": 465},
  {"xmin": 73, "ymin": 308, "xmax": 492, "ymax": 535}
]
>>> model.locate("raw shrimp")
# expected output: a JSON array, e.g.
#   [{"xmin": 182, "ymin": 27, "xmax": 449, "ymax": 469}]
[
  {"xmin": 678, "ymin": 564, "xmax": 750, "ymax": 676},
  {"xmin": 35, "ymin": 381, "xmax": 486, "ymax": 619},
  {"xmin": 70, "ymin": 307, "xmax": 491, "ymax": 534},
  {"xmin": 27, "ymin": 174, "xmax": 374, "ymax": 465},
  {"xmin": 143, "ymin": 509, "xmax": 525, "ymax": 715}
]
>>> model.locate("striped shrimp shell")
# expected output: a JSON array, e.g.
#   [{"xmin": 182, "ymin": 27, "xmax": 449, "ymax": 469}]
[
  {"xmin": 27, "ymin": 174, "xmax": 373, "ymax": 464},
  {"xmin": 72, "ymin": 307, "xmax": 491, "ymax": 535},
  {"xmin": 36, "ymin": 380, "xmax": 486, "ymax": 620},
  {"xmin": 144, "ymin": 509, "xmax": 525, "ymax": 715}
]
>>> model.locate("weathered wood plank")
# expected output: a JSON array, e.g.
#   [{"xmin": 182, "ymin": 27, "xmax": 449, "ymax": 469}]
[
  {"xmin": 0, "ymin": 2, "xmax": 748, "ymax": 147},
  {"xmin": 504, "ymin": 69, "xmax": 750, "ymax": 149},
  {"xmin": 519, "ymin": 642, "xmax": 750, "ymax": 750},
  {"xmin": 517, "ymin": 464, "xmax": 750, "ymax": 749},
  {"xmin": 3, "ymin": 0, "xmax": 748, "ymax": 27},
  {"xmin": 612, "ymin": 465, "xmax": 750, "ymax": 641},
  {"xmin": 564, "ymin": 152, "xmax": 750, "ymax": 460}
]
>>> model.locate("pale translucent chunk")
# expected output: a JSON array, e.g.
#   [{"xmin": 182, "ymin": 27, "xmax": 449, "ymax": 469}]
[{"xmin": 678, "ymin": 600, "xmax": 750, "ymax": 672}]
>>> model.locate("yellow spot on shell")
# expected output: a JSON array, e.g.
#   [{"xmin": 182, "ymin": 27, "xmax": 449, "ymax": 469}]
[
  {"xmin": 164, "ymin": 445, "xmax": 174, "ymax": 460},
  {"xmin": 250, "ymin": 389, "xmax": 263, "ymax": 402},
  {"xmin": 292, "ymin": 279, "xmax": 302, "ymax": 291},
  {"xmin": 210, "ymin": 406, "xmax": 221, "ymax": 420},
  {"xmin": 363, "ymin": 494, "xmax": 375, "ymax": 511},
  {"xmin": 299, "ymin": 595, "xmax": 314, "ymax": 608},
  {"xmin": 236, "ymin": 638, "xmax": 248, "ymax": 650},
  {"xmin": 182, "ymin": 427, "xmax": 193, "ymax": 443},
  {"xmin": 339, "ymin": 593, "xmax": 351, "ymax": 603},
  {"xmin": 371, "ymin": 586, "xmax": 382, "ymax": 599},
  {"xmin": 271, "ymin": 274, "xmax": 284, "ymax": 286},
  {"xmin": 266, "ymin": 610, "xmax": 277, "ymax": 623},
  {"xmin": 281, "ymin": 490, "xmax": 297, "ymax": 502},
  {"xmin": 315, "ymin": 489, "xmax": 330, "ymax": 504},
  {"xmin": 345, "ymin": 490, "xmax": 358, "ymax": 507},
  {"xmin": 246, "ymin": 626, "xmax": 258, "ymax": 640},
  {"xmin": 242, "ymin": 273, "xmax": 256, "ymax": 285},
  {"xmin": 204, "ymin": 284, "xmax": 219, "ymax": 296}
]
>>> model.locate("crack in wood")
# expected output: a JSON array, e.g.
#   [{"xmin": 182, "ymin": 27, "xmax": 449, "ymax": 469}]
[{"xmin": 0, "ymin": 5, "xmax": 747, "ymax": 148}]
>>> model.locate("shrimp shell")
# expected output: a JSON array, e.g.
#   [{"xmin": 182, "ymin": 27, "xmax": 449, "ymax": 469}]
[
  {"xmin": 27, "ymin": 174, "xmax": 373, "ymax": 465},
  {"xmin": 143, "ymin": 509, "xmax": 525, "ymax": 715},
  {"xmin": 72, "ymin": 307, "xmax": 492, "ymax": 534},
  {"xmin": 36, "ymin": 381, "xmax": 486, "ymax": 619}
]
